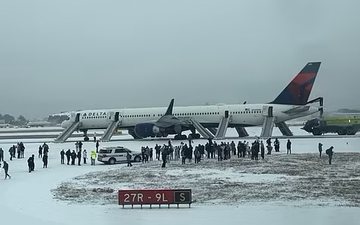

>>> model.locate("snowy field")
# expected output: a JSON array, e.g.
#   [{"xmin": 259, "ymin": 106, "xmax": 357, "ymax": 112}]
[{"xmin": 1, "ymin": 127, "xmax": 360, "ymax": 225}]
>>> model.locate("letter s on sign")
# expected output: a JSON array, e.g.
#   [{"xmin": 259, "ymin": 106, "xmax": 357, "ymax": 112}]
[{"xmin": 180, "ymin": 193, "xmax": 185, "ymax": 202}]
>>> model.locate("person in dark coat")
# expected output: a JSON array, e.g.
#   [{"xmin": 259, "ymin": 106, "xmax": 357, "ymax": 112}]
[
  {"xmin": 96, "ymin": 141, "xmax": 100, "ymax": 153},
  {"xmin": 65, "ymin": 149, "xmax": 71, "ymax": 165},
  {"xmin": 9, "ymin": 146, "xmax": 14, "ymax": 161},
  {"xmin": 318, "ymin": 143, "xmax": 323, "ymax": 158},
  {"xmin": 38, "ymin": 145, "xmax": 43, "ymax": 158},
  {"xmin": 3, "ymin": 161, "xmax": 11, "ymax": 179},
  {"xmin": 286, "ymin": 139, "xmax": 292, "ymax": 154},
  {"xmin": 77, "ymin": 150, "xmax": 82, "ymax": 166},
  {"xmin": 274, "ymin": 138, "xmax": 280, "ymax": 152},
  {"xmin": 126, "ymin": 152, "xmax": 132, "ymax": 167},
  {"xmin": 71, "ymin": 150, "xmax": 77, "ymax": 165},
  {"xmin": 27, "ymin": 155, "xmax": 35, "ymax": 172},
  {"xmin": 78, "ymin": 141, "xmax": 83, "ymax": 151},
  {"xmin": 0, "ymin": 148, "xmax": 4, "ymax": 162},
  {"xmin": 161, "ymin": 148, "xmax": 168, "ymax": 168},
  {"xmin": 43, "ymin": 143, "xmax": 49, "ymax": 156},
  {"xmin": 42, "ymin": 154, "xmax": 48, "ymax": 168},
  {"xmin": 60, "ymin": 149, "xmax": 65, "ymax": 164},
  {"xmin": 325, "ymin": 146, "xmax": 334, "ymax": 165}
]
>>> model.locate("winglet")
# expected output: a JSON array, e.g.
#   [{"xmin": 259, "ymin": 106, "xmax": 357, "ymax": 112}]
[
  {"xmin": 165, "ymin": 99, "xmax": 174, "ymax": 115},
  {"xmin": 271, "ymin": 62, "xmax": 321, "ymax": 105}
]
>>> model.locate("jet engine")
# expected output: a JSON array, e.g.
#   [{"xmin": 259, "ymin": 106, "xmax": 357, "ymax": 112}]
[{"xmin": 134, "ymin": 123, "xmax": 161, "ymax": 138}]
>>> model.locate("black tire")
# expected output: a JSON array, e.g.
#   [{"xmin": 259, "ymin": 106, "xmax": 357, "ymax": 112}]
[
  {"xmin": 188, "ymin": 133, "xmax": 201, "ymax": 139},
  {"xmin": 174, "ymin": 134, "xmax": 187, "ymax": 140},
  {"xmin": 109, "ymin": 158, "xmax": 116, "ymax": 164},
  {"xmin": 312, "ymin": 130, "xmax": 322, "ymax": 135},
  {"xmin": 346, "ymin": 128, "xmax": 356, "ymax": 135},
  {"xmin": 134, "ymin": 156, "xmax": 141, "ymax": 162},
  {"xmin": 84, "ymin": 136, "xmax": 89, "ymax": 141}
]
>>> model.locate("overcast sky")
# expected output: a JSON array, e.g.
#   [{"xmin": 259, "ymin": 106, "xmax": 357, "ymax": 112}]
[{"xmin": 1, "ymin": 0, "xmax": 359, "ymax": 119}]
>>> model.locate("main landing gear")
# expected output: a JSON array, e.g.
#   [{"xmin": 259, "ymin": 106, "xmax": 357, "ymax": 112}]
[{"xmin": 82, "ymin": 130, "xmax": 89, "ymax": 141}]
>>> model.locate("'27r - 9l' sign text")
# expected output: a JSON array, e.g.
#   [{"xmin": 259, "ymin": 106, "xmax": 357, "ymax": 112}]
[{"xmin": 118, "ymin": 189, "xmax": 192, "ymax": 207}]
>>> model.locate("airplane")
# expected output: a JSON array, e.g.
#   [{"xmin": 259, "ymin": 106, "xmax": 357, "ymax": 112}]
[{"xmin": 56, "ymin": 62, "xmax": 322, "ymax": 142}]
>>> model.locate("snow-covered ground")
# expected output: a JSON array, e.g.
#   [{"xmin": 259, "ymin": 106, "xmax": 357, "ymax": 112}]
[{"xmin": 1, "ymin": 127, "xmax": 360, "ymax": 225}]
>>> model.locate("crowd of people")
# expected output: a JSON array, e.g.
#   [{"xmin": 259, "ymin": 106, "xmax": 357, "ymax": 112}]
[
  {"xmin": 0, "ymin": 138, "xmax": 337, "ymax": 180},
  {"xmin": 139, "ymin": 138, "xmax": 336, "ymax": 168},
  {"xmin": 59, "ymin": 141, "xmax": 97, "ymax": 166}
]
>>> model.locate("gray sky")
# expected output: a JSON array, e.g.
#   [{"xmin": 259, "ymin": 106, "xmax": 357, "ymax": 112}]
[{"xmin": 1, "ymin": 0, "xmax": 359, "ymax": 119}]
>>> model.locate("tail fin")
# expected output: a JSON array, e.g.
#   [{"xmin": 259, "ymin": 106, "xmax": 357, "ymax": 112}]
[
  {"xmin": 271, "ymin": 62, "xmax": 321, "ymax": 105},
  {"xmin": 165, "ymin": 99, "xmax": 174, "ymax": 115}
]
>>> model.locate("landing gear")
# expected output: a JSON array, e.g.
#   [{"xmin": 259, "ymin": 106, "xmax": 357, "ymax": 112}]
[
  {"xmin": 82, "ymin": 130, "xmax": 89, "ymax": 141},
  {"xmin": 174, "ymin": 134, "xmax": 187, "ymax": 140},
  {"xmin": 188, "ymin": 133, "xmax": 201, "ymax": 139}
]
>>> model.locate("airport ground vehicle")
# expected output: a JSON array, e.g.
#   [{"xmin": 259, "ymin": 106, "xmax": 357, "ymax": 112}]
[
  {"xmin": 303, "ymin": 114, "xmax": 360, "ymax": 135},
  {"xmin": 97, "ymin": 146, "xmax": 142, "ymax": 164}
]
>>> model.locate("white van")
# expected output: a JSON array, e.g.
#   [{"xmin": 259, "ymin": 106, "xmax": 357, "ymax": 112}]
[{"xmin": 97, "ymin": 146, "xmax": 142, "ymax": 164}]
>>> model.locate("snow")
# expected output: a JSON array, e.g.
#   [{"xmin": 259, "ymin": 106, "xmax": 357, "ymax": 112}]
[{"xmin": 1, "ymin": 126, "xmax": 360, "ymax": 225}]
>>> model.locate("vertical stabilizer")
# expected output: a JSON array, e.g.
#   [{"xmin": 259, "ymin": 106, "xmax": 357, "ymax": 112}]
[
  {"xmin": 271, "ymin": 62, "xmax": 321, "ymax": 105},
  {"xmin": 165, "ymin": 99, "xmax": 174, "ymax": 115}
]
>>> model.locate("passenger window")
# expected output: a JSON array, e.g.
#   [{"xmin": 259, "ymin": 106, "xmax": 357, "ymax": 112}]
[{"xmin": 115, "ymin": 149, "xmax": 125, "ymax": 153}]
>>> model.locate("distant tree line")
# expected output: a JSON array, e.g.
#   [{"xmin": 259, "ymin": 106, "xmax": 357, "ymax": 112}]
[
  {"xmin": 47, "ymin": 114, "xmax": 69, "ymax": 125},
  {"xmin": 0, "ymin": 113, "xmax": 28, "ymax": 126},
  {"xmin": 337, "ymin": 108, "xmax": 360, "ymax": 113}
]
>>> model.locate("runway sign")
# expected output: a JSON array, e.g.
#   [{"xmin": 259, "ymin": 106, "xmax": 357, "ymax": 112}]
[{"xmin": 118, "ymin": 189, "xmax": 191, "ymax": 208}]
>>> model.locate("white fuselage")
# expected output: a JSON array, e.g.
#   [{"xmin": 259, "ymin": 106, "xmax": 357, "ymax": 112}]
[{"xmin": 62, "ymin": 103, "xmax": 319, "ymax": 130}]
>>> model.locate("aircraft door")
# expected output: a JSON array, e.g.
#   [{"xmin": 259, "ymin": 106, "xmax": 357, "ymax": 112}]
[
  {"xmin": 225, "ymin": 110, "xmax": 229, "ymax": 118},
  {"xmin": 268, "ymin": 106, "xmax": 273, "ymax": 117},
  {"xmin": 262, "ymin": 106, "xmax": 273, "ymax": 117},
  {"xmin": 75, "ymin": 113, "xmax": 80, "ymax": 122},
  {"xmin": 115, "ymin": 112, "xmax": 119, "ymax": 121}
]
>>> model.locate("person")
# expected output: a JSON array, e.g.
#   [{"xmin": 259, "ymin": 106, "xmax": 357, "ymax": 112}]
[
  {"xmin": 65, "ymin": 149, "xmax": 71, "ymax": 165},
  {"xmin": 0, "ymin": 148, "xmax": 4, "ymax": 162},
  {"xmin": 161, "ymin": 148, "xmax": 168, "ymax": 168},
  {"xmin": 91, "ymin": 150, "xmax": 96, "ymax": 165},
  {"xmin": 266, "ymin": 138, "xmax": 272, "ymax": 155},
  {"xmin": 274, "ymin": 138, "xmax": 280, "ymax": 152},
  {"xmin": 96, "ymin": 141, "xmax": 100, "ymax": 153},
  {"xmin": 78, "ymin": 141, "xmax": 83, "ymax": 152},
  {"xmin": 77, "ymin": 150, "xmax": 82, "ymax": 166},
  {"xmin": 27, "ymin": 154, "xmax": 35, "ymax": 172},
  {"xmin": 42, "ymin": 143, "xmax": 49, "ymax": 156},
  {"xmin": 3, "ymin": 161, "xmax": 11, "ymax": 179},
  {"xmin": 318, "ymin": 143, "xmax": 323, "ymax": 158},
  {"xmin": 9, "ymin": 146, "xmax": 13, "ymax": 161},
  {"xmin": 141, "ymin": 147, "xmax": 146, "ymax": 163},
  {"xmin": 38, "ymin": 145, "xmax": 43, "ymax": 158},
  {"xmin": 325, "ymin": 146, "xmax": 334, "ymax": 165},
  {"xmin": 286, "ymin": 139, "xmax": 292, "ymax": 154},
  {"xmin": 71, "ymin": 150, "xmax": 76, "ymax": 165},
  {"xmin": 83, "ymin": 149, "xmax": 87, "ymax": 164},
  {"xmin": 60, "ymin": 149, "xmax": 65, "ymax": 164},
  {"xmin": 126, "ymin": 152, "xmax": 132, "ymax": 167},
  {"xmin": 42, "ymin": 154, "xmax": 48, "ymax": 168},
  {"xmin": 260, "ymin": 140, "xmax": 265, "ymax": 159}
]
